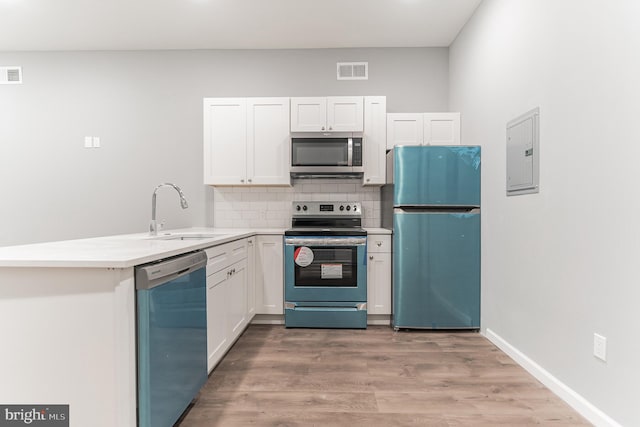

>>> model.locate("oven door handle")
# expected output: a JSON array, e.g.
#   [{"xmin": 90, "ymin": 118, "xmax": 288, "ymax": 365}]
[
  {"xmin": 285, "ymin": 302, "xmax": 368, "ymax": 311},
  {"xmin": 294, "ymin": 306, "xmax": 357, "ymax": 312},
  {"xmin": 284, "ymin": 237, "xmax": 366, "ymax": 246}
]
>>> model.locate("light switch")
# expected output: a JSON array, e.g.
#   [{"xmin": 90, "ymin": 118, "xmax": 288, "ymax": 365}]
[{"xmin": 84, "ymin": 136, "xmax": 93, "ymax": 148}]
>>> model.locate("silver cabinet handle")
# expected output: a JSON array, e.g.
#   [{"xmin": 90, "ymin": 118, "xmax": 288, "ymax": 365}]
[
  {"xmin": 329, "ymin": 126, "xmax": 333, "ymax": 130},
  {"xmin": 248, "ymin": 178, "xmax": 252, "ymax": 183},
  {"xmin": 321, "ymin": 126, "xmax": 325, "ymax": 131},
  {"xmin": 369, "ymin": 255, "xmax": 374, "ymax": 260},
  {"xmin": 377, "ymin": 242, "xmax": 382, "ymax": 247},
  {"xmin": 240, "ymin": 179, "xmax": 245, "ymax": 183}
]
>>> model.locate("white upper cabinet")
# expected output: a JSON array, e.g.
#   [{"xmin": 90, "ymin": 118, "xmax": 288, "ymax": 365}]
[
  {"xmin": 290, "ymin": 97, "xmax": 327, "ymax": 132},
  {"xmin": 291, "ymin": 96, "xmax": 363, "ymax": 132},
  {"xmin": 386, "ymin": 113, "xmax": 424, "ymax": 149},
  {"xmin": 327, "ymin": 96, "xmax": 364, "ymax": 132},
  {"xmin": 247, "ymin": 98, "xmax": 291, "ymax": 185},
  {"xmin": 203, "ymin": 98, "xmax": 247, "ymax": 185},
  {"xmin": 204, "ymin": 97, "xmax": 290, "ymax": 186},
  {"xmin": 424, "ymin": 112, "xmax": 461, "ymax": 146},
  {"xmin": 387, "ymin": 112, "xmax": 461, "ymax": 149},
  {"xmin": 363, "ymin": 96, "xmax": 387, "ymax": 186}
]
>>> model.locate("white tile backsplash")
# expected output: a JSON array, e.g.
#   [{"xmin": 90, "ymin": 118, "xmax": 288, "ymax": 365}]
[{"xmin": 211, "ymin": 178, "xmax": 382, "ymax": 228}]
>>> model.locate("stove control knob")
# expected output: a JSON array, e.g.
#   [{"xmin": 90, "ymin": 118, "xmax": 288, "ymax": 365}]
[
  {"xmin": 353, "ymin": 205, "xmax": 358, "ymax": 211},
  {"xmin": 339, "ymin": 205, "xmax": 344, "ymax": 211},
  {"xmin": 296, "ymin": 205, "xmax": 301, "ymax": 211},
  {"xmin": 302, "ymin": 205, "xmax": 308, "ymax": 211},
  {"xmin": 346, "ymin": 205, "xmax": 351, "ymax": 211}
]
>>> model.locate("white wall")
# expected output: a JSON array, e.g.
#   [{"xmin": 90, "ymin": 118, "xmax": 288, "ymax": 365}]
[
  {"xmin": 0, "ymin": 48, "xmax": 448, "ymax": 246},
  {"xmin": 449, "ymin": 1, "xmax": 640, "ymax": 425}
]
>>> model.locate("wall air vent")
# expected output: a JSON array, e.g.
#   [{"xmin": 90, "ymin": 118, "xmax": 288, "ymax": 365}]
[
  {"xmin": 0, "ymin": 66, "xmax": 22, "ymax": 84},
  {"xmin": 337, "ymin": 62, "xmax": 368, "ymax": 80}
]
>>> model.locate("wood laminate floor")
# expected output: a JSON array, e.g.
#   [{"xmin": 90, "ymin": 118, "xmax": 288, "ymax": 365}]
[{"xmin": 178, "ymin": 325, "xmax": 590, "ymax": 426}]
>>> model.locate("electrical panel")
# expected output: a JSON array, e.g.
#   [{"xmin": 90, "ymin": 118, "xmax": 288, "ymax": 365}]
[{"xmin": 507, "ymin": 107, "xmax": 539, "ymax": 196}]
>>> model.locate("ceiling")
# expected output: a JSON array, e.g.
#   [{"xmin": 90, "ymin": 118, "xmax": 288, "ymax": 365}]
[{"xmin": 0, "ymin": 0, "xmax": 482, "ymax": 51}]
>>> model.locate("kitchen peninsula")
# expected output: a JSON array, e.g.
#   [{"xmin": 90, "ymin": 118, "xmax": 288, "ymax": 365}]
[{"xmin": 0, "ymin": 228, "xmax": 279, "ymax": 427}]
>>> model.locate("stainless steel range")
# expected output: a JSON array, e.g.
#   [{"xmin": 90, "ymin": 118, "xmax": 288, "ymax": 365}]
[{"xmin": 284, "ymin": 201, "xmax": 367, "ymax": 329}]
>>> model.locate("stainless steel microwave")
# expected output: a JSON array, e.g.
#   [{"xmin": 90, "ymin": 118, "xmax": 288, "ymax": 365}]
[{"xmin": 290, "ymin": 137, "xmax": 363, "ymax": 175}]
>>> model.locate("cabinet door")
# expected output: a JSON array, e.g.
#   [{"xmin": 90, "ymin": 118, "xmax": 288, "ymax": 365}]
[
  {"xmin": 246, "ymin": 237, "xmax": 256, "ymax": 319},
  {"xmin": 290, "ymin": 97, "xmax": 327, "ymax": 132},
  {"xmin": 423, "ymin": 112, "xmax": 460, "ymax": 145},
  {"xmin": 327, "ymin": 96, "xmax": 364, "ymax": 132},
  {"xmin": 203, "ymin": 98, "xmax": 247, "ymax": 185},
  {"xmin": 255, "ymin": 235, "xmax": 284, "ymax": 314},
  {"xmin": 367, "ymin": 252, "xmax": 392, "ymax": 315},
  {"xmin": 367, "ymin": 235, "xmax": 391, "ymax": 315},
  {"xmin": 363, "ymin": 96, "xmax": 386, "ymax": 185},
  {"xmin": 227, "ymin": 259, "xmax": 248, "ymax": 338},
  {"xmin": 247, "ymin": 98, "xmax": 291, "ymax": 185},
  {"xmin": 206, "ymin": 268, "xmax": 228, "ymax": 372},
  {"xmin": 386, "ymin": 113, "xmax": 424, "ymax": 149}
]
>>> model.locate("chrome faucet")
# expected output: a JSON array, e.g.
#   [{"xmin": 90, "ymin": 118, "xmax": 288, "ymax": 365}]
[{"xmin": 149, "ymin": 183, "xmax": 189, "ymax": 236}]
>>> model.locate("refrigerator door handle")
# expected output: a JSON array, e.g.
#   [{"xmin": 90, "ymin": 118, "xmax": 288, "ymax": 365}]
[{"xmin": 394, "ymin": 207, "xmax": 480, "ymax": 214}]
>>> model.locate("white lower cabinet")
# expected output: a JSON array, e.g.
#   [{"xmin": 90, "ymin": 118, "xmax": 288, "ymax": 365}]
[
  {"xmin": 367, "ymin": 234, "xmax": 392, "ymax": 316},
  {"xmin": 205, "ymin": 234, "xmax": 284, "ymax": 372},
  {"xmin": 206, "ymin": 267, "xmax": 229, "ymax": 371},
  {"xmin": 227, "ymin": 259, "xmax": 248, "ymax": 338},
  {"xmin": 205, "ymin": 239, "xmax": 251, "ymax": 373},
  {"xmin": 255, "ymin": 235, "xmax": 284, "ymax": 314},
  {"xmin": 247, "ymin": 237, "xmax": 256, "ymax": 317}
]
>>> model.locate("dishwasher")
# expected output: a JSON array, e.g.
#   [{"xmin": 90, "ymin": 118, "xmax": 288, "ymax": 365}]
[{"xmin": 135, "ymin": 250, "xmax": 208, "ymax": 427}]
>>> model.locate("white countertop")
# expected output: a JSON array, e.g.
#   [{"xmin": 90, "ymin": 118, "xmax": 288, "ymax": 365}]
[
  {"xmin": 0, "ymin": 226, "xmax": 390, "ymax": 268},
  {"xmin": 364, "ymin": 227, "xmax": 393, "ymax": 235},
  {"xmin": 0, "ymin": 227, "xmax": 284, "ymax": 269}
]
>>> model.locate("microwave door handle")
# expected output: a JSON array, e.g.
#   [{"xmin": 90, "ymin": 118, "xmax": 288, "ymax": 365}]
[{"xmin": 347, "ymin": 137, "xmax": 353, "ymax": 166}]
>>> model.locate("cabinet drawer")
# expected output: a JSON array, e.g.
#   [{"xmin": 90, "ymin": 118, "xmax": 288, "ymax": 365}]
[
  {"xmin": 205, "ymin": 238, "xmax": 248, "ymax": 275},
  {"xmin": 367, "ymin": 235, "xmax": 391, "ymax": 253}
]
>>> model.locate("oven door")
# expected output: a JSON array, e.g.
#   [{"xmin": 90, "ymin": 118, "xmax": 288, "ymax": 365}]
[{"xmin": 284, "ymin": 236, "xmax": 367, "ymax": 302}]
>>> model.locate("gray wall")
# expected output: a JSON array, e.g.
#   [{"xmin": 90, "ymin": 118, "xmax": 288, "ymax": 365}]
[
  {"xmin": 450, "ymin": 1, "xmax": 639, "ymax": 425},
  {"xmin": 0, "ymin": 48, "xmax": 449, "ymax": 246}
]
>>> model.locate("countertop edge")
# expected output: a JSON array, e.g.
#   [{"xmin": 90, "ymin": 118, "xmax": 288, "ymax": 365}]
[{"xmin": 0, "ymin": 228, "xmax": 285, "ymax": 269}]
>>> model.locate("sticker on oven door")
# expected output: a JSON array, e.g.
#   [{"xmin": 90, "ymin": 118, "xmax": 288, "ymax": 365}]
[
  {"xmin": 294, "ymin": 247, "xmax": 314, "ymax": 267},
  {"xmin": 321, "ymin": 264, "xmax": 343, "ymax": 279}
]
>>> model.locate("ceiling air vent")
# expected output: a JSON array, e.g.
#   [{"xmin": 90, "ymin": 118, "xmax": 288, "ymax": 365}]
[
  {"xmin": 0, "ymin": 66, "xmax": 22, "ymax": 84},
  {"xmin": 337, "ymin": 62, "xmax": 368, "ymax": 80}
]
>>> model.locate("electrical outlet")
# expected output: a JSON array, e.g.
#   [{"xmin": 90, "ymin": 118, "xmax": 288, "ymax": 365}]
[
  {"xmin": 84, "ymin": 136, "xmax": 93, "ymax": 148},
  {"xmin": 593, "ymin": 333, "xmax": 607, "ymax": 362}
]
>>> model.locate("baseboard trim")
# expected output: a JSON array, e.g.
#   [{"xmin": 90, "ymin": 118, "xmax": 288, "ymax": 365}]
[
  {"xmin": 484, "ymin": 328, "xmax": 622, "ymax": 427},
  {"xmin": 251, "ymin": 314, "xmax": 284, "ymax": 325},
  {"xmin": 367, "ymin": 314, "xmax": 391, "ymax": 326}
]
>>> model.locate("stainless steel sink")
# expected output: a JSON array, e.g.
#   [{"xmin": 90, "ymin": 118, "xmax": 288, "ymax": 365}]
[{"xmin": 149, "ymin": 233, "xmax": 229, "ymax": 241}]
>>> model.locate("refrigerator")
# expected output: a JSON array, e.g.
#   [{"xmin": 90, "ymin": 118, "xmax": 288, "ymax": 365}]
[{"xmin": 382, "ymin": 145, "xmax": 481, "ymax": 329}]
